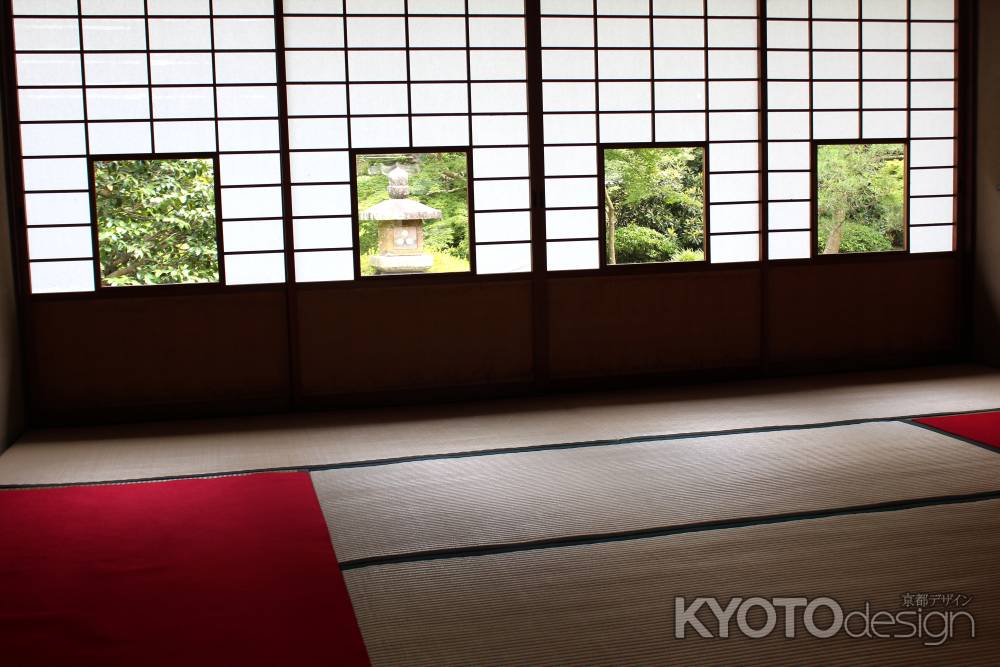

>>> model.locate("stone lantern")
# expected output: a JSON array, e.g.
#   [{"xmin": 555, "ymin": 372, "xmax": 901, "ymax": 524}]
[{"xmin": 360, "ymin": 164, "xmax": 440, "ymax": 274}]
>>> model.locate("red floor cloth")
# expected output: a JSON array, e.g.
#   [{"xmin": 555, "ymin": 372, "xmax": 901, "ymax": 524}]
[
  {"xmin": 0, "ymin": 472, "xmax": 370, "ymax": 666},
  {"xmin": 915, "ymin": 411, "xmax": 1000, "ymax": 451}
]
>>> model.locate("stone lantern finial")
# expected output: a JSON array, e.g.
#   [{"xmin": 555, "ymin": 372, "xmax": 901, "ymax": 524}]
[{"xmin": 388, "ymin": 164, "xmax": 409, "ymax": 199}]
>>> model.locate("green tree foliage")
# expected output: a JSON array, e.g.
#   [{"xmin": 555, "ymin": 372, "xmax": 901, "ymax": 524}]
[
  {"xmin": 356, "ymin": 152, "xmax": 470, "ymax": 275},
  {"xmin": 603, "ymin": 147, "xmax": 705, "ymax": 265},
  {"xmin": 95, "ymin": 158, "xmax": 219, "ymax": 286},
  {"xmin": 817, "ymin": 143, "xmax": 905, "ymax": 254}
]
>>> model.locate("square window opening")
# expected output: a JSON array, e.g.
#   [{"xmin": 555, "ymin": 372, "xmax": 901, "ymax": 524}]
[
  {"xmin": 356, "ymin": 151, "xmax": 471, "ymax": 277},
  {"xmin": 603, "ymin": 146, "xmax": 706, "ymax": 266},
  {"xmin": 95, "ymin": 157, "xmax": 220, "ymax": 287},
  {"xmin": 816, "ymin": 143, "xmax": 906, "ymax": 256}
]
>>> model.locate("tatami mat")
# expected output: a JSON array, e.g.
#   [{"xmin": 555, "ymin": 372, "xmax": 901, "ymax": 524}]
[
  {"xmin": 1, "ymin": 365, "xmax": 999, "ymax": 486},
  {"xmin": 312, "ymin": 421, "xmax": 1000, "ymax": 563},
  {"xmin": 344, "ymin": 499, "xmax": 1000, "ymax": 667}
]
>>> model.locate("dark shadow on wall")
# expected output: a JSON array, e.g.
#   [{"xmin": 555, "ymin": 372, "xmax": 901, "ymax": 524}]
[
  {"xmin": 976, "ymin": 0, "xmax": 1000, "ymax": 367},
  {"xmin": 0, "ymin": 83, "xmax": 25, "ymax": 452}
]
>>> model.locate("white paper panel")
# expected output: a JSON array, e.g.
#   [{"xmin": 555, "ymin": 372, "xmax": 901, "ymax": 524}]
[
  {"xmin": 910, "ymin": 52, "xmax": 955, "ymax": 80},
  {"xmin": 13, "ymin": 0, "xmax": 77, "ymax": 15},
  {"xmin": 767, "ymin": 201, "xmax": 810, "ymax": 230},
  {"xmin": 545, "ymin": 146, "xmax": 597, "ymax": 176},
  {"xmin": 215, "ymin": 53, "xmax": 277, "ymax": 84},
  {"xmin": 599, "ymin": 50, "xmax": 650, "ymax": 80},
  {"xmin": 347, "ymin": 17, "xmax": 406, "ymax": 47},
  {"xmin": 30, "ymin": 260, "xmax": 95, "ymax": 293},
  {"xmin": 910, "ymin": 168, "xmax": 954, "ymax": 197},
  {"xmin": 152, "ymin": 87, "xmax": 215, "ymax": 119},
  {"xmin": 812, "ymin": 21, "xmax": 858, "ymax": 50},
  {"xmin": 708, "ymin": 51, "xmax": 758, "ymax": 79},
  {"xmin": 709, "ymin": 173, "xmax": 759, "ymax": 203},
  {"xmin": 20, "ymin": 123, "xmax": 87, "ymax": 156},
  {"xmin": 81, "ymin": 18, "xmax": 146, "ymax": 51},
  {"xmin": 767, "ymin": 171, "xmax": 809, "ymax": 200},
  {"xmin": 710, "ymin": 233, "xmax": 758, "ymax": 263},
  {"xmin": 909, "ymin": 140, "xmax": 954, "ymax": 168},
  {"xmin": 411, "ymin": 50, "xmax": 468, "ymax": 81},
  {"xmin": 766, "ymin": 112, "xmax": 809, "ymax": 140},
  {"xmin": 148, "ymin": 18, "xmax": 211, "ymax": 50},
  {"xmin": 600, "ymin": 113, "xmax": 653, "ymax": 143},
  {"xmin": 547, "ymin": 240, "xmax": 599, "ymax": 270},
  {"xmin": 86, "ymin": 53, "xmax": 148, "ymax": 85},
  {"xmin": 911, "ymin": 82, "xmax": 955, "ymax": 109},
  {"xmin": 767, "ymin": 51, "xmax": 809, "ymax": 80},
  {"xmin": 860, "ymin": 20, "xmax": 906, "ymax": 48},
  {"xmin": 655, "ymin": 81, "xmax": 705, "ymax": 111},
  {"xmin": 292, "ymin": 184, "xmax": 351, "ymax": 217},
  {"xmin": 654, "ymin": 0, "xmax": 704, "ymax": 15},
  {"xmin": 910, "ymin": 110, "xmax": 954, "ymax": 138},
  {"xmin": 812, "ymin": 111, "xmax": 859, "ymax": 140},
  {"xmin": 653, "ymin": 19, "xmax": 704, "ymax": 48},
  {"xmin": 473, "ymin": 148, "xmax": 530, "ymax": 179},
  {"xmin": 88, "ymin": 122, "xmax": 152, "ymax": 154},
  {"xmin": 862, "ymin": 0, "xmax": 907, "ymax": 20},
  {"xmin": 213, "ymin": 18, "xmax": 275, "ymax": 50},
  {"xmin": 220, "ymin": 153, "xmax": 282, "ymax": 186},
  {"xmin": 709, "ymin": 112, "xmax": 758, "ymax": 141},
  {"xmin": 15, "ymin": 18, "xmax": 80, "ymax": 51},
  {"xmin": 545, "ymin": 209, "xmax": 599, "ymax": 239},
  {"xmin": 910, "ymin": 196, "xmax": 954, "ymax": 226},
  {"xmin": 710, "ymin": 142, "xmax": 758, "ymax": 172},
  {"xmin": 653, "ymin": 50, "xmax": 705, "ymax": 79},
  {"xmin": 153, "ymin": 121, "xmax": 215, "ymax": 153},
  {"xmin": 707, "ymin": 19, "xmax": 757, "ymax": 48},
  {"xmin": 767, "ymin": 230, "xmax": 810, "ymax": 259},
  {"xmin": 410, "ymin": 83, "xmax": 468, "ymax": 115},
  {"xmin": 87, "ymin": 88, "xmax": 150, "ymax": 120},
  {"xmin": 471, "ymin": 83, "xmax": 528, "ymax": 113},
  {"xmin": 409, "ymin": 17, "xmax": 466, "ymax": 47},
  {"xmin": 767, "ymin": 141, "xmax": 810, "ymax": 170},
  {"xmin": 768, "ymin": 82, "xmax": 809, "ymax": 110},
  {"xmin": 599, "ymin": 82, "xmax": 651, "ymax": 112},
  {"xmin": 468, "ymin": 17, "xmax": 525, "ymax": 48},
  {"xmin": 350, "ymin": 84, "xmax": 409, "ymax": 115},
  {"xmin": 543, "ymin": 50, "xmax": 596, "ymax": 79},
  {"xmin": 287, "ymin": 85, "xmax": 347, "ymax": 116},
  {"xmin": 18, "ymin": 89, "xmax": 84, "ymax": 122},
  {"xmin": 544, "ymin": 82, "xmax": 596, "ymax": 113},
  {"xmin": 862, "ymin": 111, "xmax": 907, "ymax": 139},
  {"xmin": 16, "ymin": 53, "xmax": 82, "ymax": 86},
  {"xmin": 476, "ymin": 243, "xmax": 531, "ymax": 274},
  {"xmin": 766, "ymin": 0, "xmax": 809, "ymax": 19},
  {"xmin": 475, "ymin": 212, "xmax": 532, "ymax": 243},
  {"xmin": 295, "ymin": 250, "xmax": 354, "ymax": 282},
  {"xmin": 600, "ymin": 19, "xmax": 653, "ymax": 50},
  {"xmin": 22, "ymin": 158, "xmax": 89, "ymax": 191},
  {"xmin": 767, "ymin": 20, "xmax": 808, "ymax": 50},
  {"xmin": 471, "ymin": 50, "xmax": 526, "ymax": 81},
  {"xmin": 293, "ymin": 218, "xmax": 353, "ymax": 250},
  {"xmin": 223, "ymin": 220, "xmax": 284, "ymax": 252},
  {"xmin": 473, "ymin": 115, "xmax": 529, "ymax": 145},
  {"xmin": 909, "ymin": 225, "xmax": 953, "ymax": 253},
  {"xmin": 216, "ymin": 86, "xmax": 278, "ymax": 118},
  {"xmin": 284, "ymin": 17, "xmax": 345, "ymax": 48},
  {"xmin": 222, "ymin": 186, "xmax": 283, "ymax": 220},
  {"xmin": 25, "ymin": 192, "xmax": 91, "ymax": 226},
  {"xmin": 911, "ymin": 0, "xmax": 954, "ymax": 20},
  {"xmin": 290, "ymin": 152, "xmax": 350, "ymax": 184},
  {"xmin": 862, "ymin": 82, "xmax": 907, "ymax": 109},
  {"xmin": 862, "ymin": 52, "xmax": 907, "ymax": 80},
  {"xmin": 219, "ymin": 120, "xmax": 281, "ymax": 151},
  {"xmin": 813, "ymin": 52, "xmax": 859, "ymax": 80},
  {"xmin": 288, "ymin": 51, "xmax": 348, "ymax": 83},
  {"xmin": 541, "ymin": 18, "xmax": 595, "ymax": 48},
  {"xmin": 288, "ymin": 118, "xmax": 348, "ymax": 150},
  {"xmin": 411, "ymin": 116, "xmax": 470, "ymax": 146},
  {"xmin": 709, "ymin": 203, "xmax": 758, "ymax": 234},
  {"xmin": 150, "ymin": 53, "xmax": 212, "ymax": 85},
  {"xmin": 812, "ymin": 0, "xmax": 857, "ymax": 19},
  {"xmin": 911, "ymin": 22, "xmax": 955, "ymax": 51},
  {"xmin": 350, "ymin": 116, "xmax": 409, "ymax": 148},
  {"xmin": 224, "ymin": 252, "xmax": 285, "ymax": 285},
  {"xmin": 654, "ymin": 112, "xmax": 705, "ymax": 142},
  {"xmin": 813, "ymin": 82, "xmax": 858, "ymax": 110},
  {"xmin": 709, "ymin": 81, "xmax": 757, "ymax": 111},
  {"xmin": 475, "ymin": 179, "xmax": 531, "ymax": 211}
]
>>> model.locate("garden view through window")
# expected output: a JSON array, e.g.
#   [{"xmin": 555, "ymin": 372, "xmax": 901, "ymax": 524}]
[
  {"xmin": 817, "ymin": 144, "xmax": 907, "ymax": 256},
  {"xmin": 95, "ymin": 158, "xmax": 219, "ymax": 288},
  {"xmin": 604, "ymin": 147, "xmax": 706, "ymax": 266},
  {"xmin": 356, "ymin": 152, "xmax": 471, "ymax": 277}
]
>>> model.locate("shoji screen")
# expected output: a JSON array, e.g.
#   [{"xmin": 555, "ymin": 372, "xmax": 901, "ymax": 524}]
[
  {"xmin": 283, "ymin": 0, "xmax": 532, "ymax": 281},
  {"xmin": 541, "ymin": 0, "xmax": 762, "ymax": 270},
  {"xmin": 12, "ymin": 0, "xmax": 286, "ymax": 293},
  {"xmin": 765, "ymin": 0, "xmax": 957, "ymax": 258}
]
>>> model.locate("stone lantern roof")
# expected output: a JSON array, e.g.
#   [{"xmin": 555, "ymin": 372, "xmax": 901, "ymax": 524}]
[{"xmin": 359, "ymin": 165, "xmax": 443, "ymax": 221}]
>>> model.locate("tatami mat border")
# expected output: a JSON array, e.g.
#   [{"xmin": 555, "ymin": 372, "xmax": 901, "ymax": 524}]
[{"xmin": 1, "ymin": 408, "xmax": 997, "ymax": 491}]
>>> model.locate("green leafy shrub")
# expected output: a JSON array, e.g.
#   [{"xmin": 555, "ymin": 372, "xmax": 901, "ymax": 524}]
[
  {"xmin": 95, "ymin": 158, "xmax": 219, "ymax": 286},
  {"xmin": 670, "ymin": 248, "xmax": 705, "ymax": 262},
  {"xmin": 837, "ymin": 222, "xmax": 894, "ymax": 253},
  {"xmin": 614, "ymin": 225, "xmax": 678, "ymax": 264}
]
